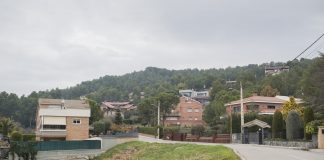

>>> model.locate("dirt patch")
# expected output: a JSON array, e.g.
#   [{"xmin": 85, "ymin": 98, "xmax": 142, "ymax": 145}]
[{"xmin": 105, "ymin": 147, "xmax": 139, "ymax": 160}]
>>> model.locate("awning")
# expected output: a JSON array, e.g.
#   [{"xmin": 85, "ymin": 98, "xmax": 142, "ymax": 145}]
[{"xmin": 242, "ymin": 119, "xmax": 271, "ymax": 128}]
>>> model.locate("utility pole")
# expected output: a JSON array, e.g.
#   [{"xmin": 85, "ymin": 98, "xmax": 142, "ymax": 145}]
[
  {"xmin": 240, "ymin": 82, "xmax": 244, "ymax": 144},
  {"xmin": 157, "ymin": 100, "xmax": 160, "ymax": 139}
]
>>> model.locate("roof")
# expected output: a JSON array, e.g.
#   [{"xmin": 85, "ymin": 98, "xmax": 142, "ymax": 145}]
[
  {"xmin": 38, "ymin": 98, "xmax": 89, "ymax": 109},
  {"xmin": 225, "ymin": 95, "xmax": 303, "ymax": 106},
  {"xmin": 242, "ymin": 119, "xmax": 271, "ymax": 128},
  {"xmin": 101, "ymin": 101, "xmax": 137, "ymax": 110}
]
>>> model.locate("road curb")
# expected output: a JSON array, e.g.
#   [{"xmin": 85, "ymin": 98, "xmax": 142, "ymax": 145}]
[{"xmin": 232, "ymin": 149, "xmax": 247, "ymax": 160}]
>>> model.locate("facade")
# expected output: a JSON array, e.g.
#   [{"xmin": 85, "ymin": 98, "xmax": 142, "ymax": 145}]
[
  {"xmin": 35, "ymin": 98, "xmax": 90, "ymax": 141},
  {"xmin": 265, "ymin": 66, "xmax": 289, "ymax": 76},
  {"xmin": 164, "ymin": 96, "xmax": 206, "ymax": 127},
  {"xmin": 225, "ymin": 95, "xmax": 303, "ymax": 115},
  {"xmin": 179, "ymin": 89, "xmax": 210, "ymax": 106},
  {"xmin": 100, "ymin": 101, "xmax": 137, "ymax": 118}
]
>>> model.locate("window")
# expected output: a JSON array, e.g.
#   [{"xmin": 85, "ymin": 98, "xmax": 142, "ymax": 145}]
[
  {"xmin": 43, "ymin": 125, "xmax": 66, "ymax": 130},
  {"xmin": 267, "ymin": 105, "xmax": 275, "ymax": 110},
  {"xmin": 194, "ymin": 109, "xmax": 199, "ymax": 112},
  {"xmin": 73, "ymin": 119, "xmax": 81, "ymax": 124},
  {"xmin": 166, "ymin": 117, "xmax": 178, "ymax": 120},
  {"xmin": 247, "ymin": 104, "xmax": 259, "ymax": 112},
  {"xmin": 233, "ymin": 106, "xmax": 240, "ymax": 113},
  {"xmin": 187, "ymin": 108, "xmax": 193, "ymax": 112}
]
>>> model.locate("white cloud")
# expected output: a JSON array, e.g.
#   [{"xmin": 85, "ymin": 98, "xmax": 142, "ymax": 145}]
[{"xmin": 0, "ymin": 0, "xmax": 323, "ymax": 95}]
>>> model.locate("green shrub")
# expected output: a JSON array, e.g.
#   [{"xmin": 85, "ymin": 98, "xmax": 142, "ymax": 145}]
[
  {"xmin": 191, "ymin": 125, "xmax": 205, "ymax": 136},
  {"xmin": 305, "ymin": 120, "xmax": 324, "ymax": 135},
  {"xmin": 286, "ymin": 111, "xmax": 302, "ymax": 140},
  {"xmin": 303, "ymin": 107, "xmax": 315, "ymax": 139},
  {"xmin": 10, "ymin": 131, "xmax": 22, "ymax": 141},
  {"xmin": 272, "ymin": 110, "xmax": 284, "ymax": 138},
  {"xmin": 22, "ymin": 134, "xmax": 36, "ymax": 141},
  {"xmin": 102, "ymin": 118, "xmax": 112, "ymax": 134},
  {"xmin": 93, "ymin": 121, "xmax": 105, "ymax": 135},
  {"xmin": 138, "ymin": 127, "xmax": 157, "ymax": 136}
]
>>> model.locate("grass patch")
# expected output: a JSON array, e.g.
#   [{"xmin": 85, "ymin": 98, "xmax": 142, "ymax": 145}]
[{"xmin": 93, "ymin": 141, "xmax": 240, "ymax": 160}]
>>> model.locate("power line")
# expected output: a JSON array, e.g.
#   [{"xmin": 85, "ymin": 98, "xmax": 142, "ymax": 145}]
[
  {"xmin": 293, "ymin": 33, "xmax": 324, "ymax": 61},
  {"xmin": 304, "ymin": 42, "xmax": 324, "ymax": 58}
]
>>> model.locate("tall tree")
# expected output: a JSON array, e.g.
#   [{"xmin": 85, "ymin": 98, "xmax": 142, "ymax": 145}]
[
  {"xmin": 87, "ymin": 99, "xmax": 103, "ymax": 124},
  {"xmin": 302, "ymin": 54, "xmax": 324, "ymax": 118},
  {"xmin": 156, "ymin": 92, "xmax": 179, "ymax": 126},
  {"xmin": 260, "ymin": 85, "xmax": 279, "ymax": 97}
]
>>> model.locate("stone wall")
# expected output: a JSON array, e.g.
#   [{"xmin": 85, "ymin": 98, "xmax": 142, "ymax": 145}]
[{"xmin": 264, "ymin": 140, "xmax": 317, "ymax": 149}]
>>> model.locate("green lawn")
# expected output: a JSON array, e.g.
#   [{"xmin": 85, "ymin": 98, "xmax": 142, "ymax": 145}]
[{"xmin": 93, "ymin": 141, "xmax": 240, "ymax": 160}]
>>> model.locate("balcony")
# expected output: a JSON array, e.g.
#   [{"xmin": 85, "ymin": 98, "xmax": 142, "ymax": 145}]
[{"xmin": 36, "ymin": 130, "xmax": 67, "ymax": 138}]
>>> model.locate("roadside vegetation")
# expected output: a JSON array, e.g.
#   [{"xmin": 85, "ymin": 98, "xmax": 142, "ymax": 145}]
[{"xmin": 93, "ymin": 141, "xmax": 240, "ymax": 160}]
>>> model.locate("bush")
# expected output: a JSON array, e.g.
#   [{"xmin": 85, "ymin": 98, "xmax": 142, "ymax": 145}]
[
  {"xmin": 191, "ymin": 125, "xmax": 205, "ymax": 136},
  {"xmin": 138, "ymin": 127, "xmax": 157, "ymax": 136},
  {"xmin": 272, "ymin": 110, "xmax": 284, "ymax": 138},
  {"xmin": 22, "ymin": 134, "xmax": 36, "ymax": 141},
  {"xmin": 303, "ymin": 107, "xmax": 314, "ymax": 139},
  {"xmin": 102, "ymin": 118, "xmax": 112, "ymax": 135},
  {"xmin": 10, "ymin": 131, "xmax": 22, "ymax": 141},
  {"xmin": 305, "ymin": 120, "xmax": 324, "ymax": 135},
  {"xmin": 286, "ymin": 111, "xmax": 302, "ymax": 140},
  {"xmin": 93, "ymin": 121, "xmax": 105, "ymax": 135}
]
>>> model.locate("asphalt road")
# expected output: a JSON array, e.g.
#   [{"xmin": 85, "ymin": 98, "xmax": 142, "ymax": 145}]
[{"xmin": 138, "ymin": 135, "xmax": 324, "ymax": 160}]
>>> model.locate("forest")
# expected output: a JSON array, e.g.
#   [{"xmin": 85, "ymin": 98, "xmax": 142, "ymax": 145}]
[{"xmin": 0, "ymin": 55, "xmax": 323, "ymax": 129}]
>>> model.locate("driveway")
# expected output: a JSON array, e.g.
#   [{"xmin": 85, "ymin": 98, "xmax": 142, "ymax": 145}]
[{"xmin": 138, "ymin": 135, "xmax": 324, "ymax": 160}]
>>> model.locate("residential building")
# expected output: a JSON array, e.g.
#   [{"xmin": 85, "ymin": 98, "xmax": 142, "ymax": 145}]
[
  {"xmin": 225, "ymin": 95, "xmax": 303, "ymax": 115},
  {"xmin": 265, "ymin": 66, "xmax": 289, "ymax": 76},
  {"xmin": 35, "ymin": 98, "xmax": 90, "ymax": 141},
  {"xmin": 164, "ymin": 96, "xmax": 206, "ymax": 127},
  {"xmin": 179, "ymin": 89, "xmax": 210, "ymax": 106},
  {"xmin": 100, "ymin": 101, "xmax": 137, "ymax": 118}
]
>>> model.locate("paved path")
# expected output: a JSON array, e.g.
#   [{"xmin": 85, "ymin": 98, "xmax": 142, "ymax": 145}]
[{"xmin": 138, "ymin": 135, "xmax": 324, "ymax": 160}]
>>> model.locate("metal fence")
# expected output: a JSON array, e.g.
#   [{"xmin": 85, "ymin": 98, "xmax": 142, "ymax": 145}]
[{"xmin": 37, "ymin": 140, "xmax": 101, "ymax": 151}]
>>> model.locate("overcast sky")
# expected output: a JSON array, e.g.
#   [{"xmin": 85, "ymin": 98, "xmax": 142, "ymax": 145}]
[{"xmin": 1, "ymin": 0, "xmax": 324, "ymax": 96}]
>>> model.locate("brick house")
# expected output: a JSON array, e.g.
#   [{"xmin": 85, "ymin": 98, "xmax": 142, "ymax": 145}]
[
  {"xmin": 35, "ymin": 98, "xmax": 90, "ymax": 141},
  {"xmin": 164, "ymin": 96, "xmax": 206, "ymax": 127},
  {"xmin": 225, "ymin": 95, "xmax": 303, "ymax": 115}
]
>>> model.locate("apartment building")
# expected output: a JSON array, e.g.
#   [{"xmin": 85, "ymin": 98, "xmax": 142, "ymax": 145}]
[
  {"xmin": 164, "ymin": 96, "xmax": 206, "ymax": 127},
  {"xmin": 35, "ymin": 98, "xmax": 90, "ymax": 141}
]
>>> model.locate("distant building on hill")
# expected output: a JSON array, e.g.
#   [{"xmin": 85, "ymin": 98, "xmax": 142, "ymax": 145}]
[
  {"xmin": 265, "ymin": 66, "xmax": 289, "ymax": 76},
  {"xmin": 100, "ymin": 101, "xmax": 137, "ymax": 118},
  {"xmin": 164, "ymin": 96, "xmax": 206, "ymax": 127},
  {"xmin": 35, "ymin": 98, "xmax": 90, "ymax": 141},
  {"xmin": 225, "ymin": 95, "xmax": 303, "ymax": 115},
  {"xmin": 179, "ymin": 89, "xmax": 210, "ymax": 106}
]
